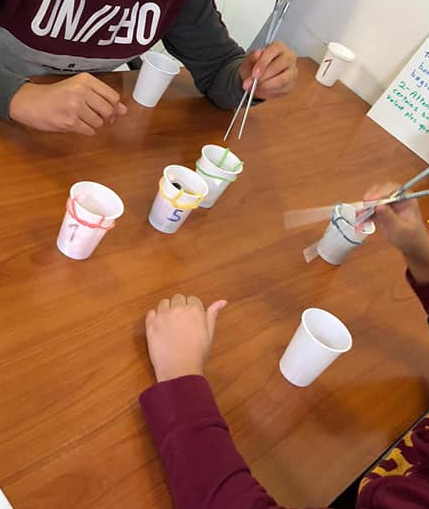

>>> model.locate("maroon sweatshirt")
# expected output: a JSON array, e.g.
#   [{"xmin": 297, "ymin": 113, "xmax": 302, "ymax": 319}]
[
  {"xmin": 0, "ymin": 0, "xmax": 246, "ymax": 118},
  {"xmin": 140, "ymin": 271, "xmax": 429, "ymax": 509}
]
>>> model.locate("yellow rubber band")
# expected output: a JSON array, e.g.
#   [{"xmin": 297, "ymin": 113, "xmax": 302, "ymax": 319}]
[{"xmin": 159, "ymin": 179, "xmax": 204, "ymax": 210}]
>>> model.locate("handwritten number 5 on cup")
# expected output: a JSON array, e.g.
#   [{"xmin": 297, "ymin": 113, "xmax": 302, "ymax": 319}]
[{"xmin": 168, "ymin": 209, "xmax": 184, "ymax": 222}]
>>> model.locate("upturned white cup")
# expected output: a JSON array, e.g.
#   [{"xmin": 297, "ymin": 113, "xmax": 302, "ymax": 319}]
[
  {"xmin": 196, "ymin": 145, "xmax": 243, "ymax": 208},
  {"xmin": 317, "ymin": 203, "xmax": 375, "ymax": 266},
  {"xmin": 280, "ymin": 308, "xmax": 353, "ymax": 387},
  {"xmin": 148, "ymin": 165, "xmax": 209, "ymax": 234},
  {"xmin": 57, "ymin": 181, "xmax": 124, "ymax": 260},
  {"xmin": 133, "ymin": 51, "xmax": 180, "ymax": 107},
  {"xmin": 315, "ymin": 42, "xmax": 356, "ymax": 87}
]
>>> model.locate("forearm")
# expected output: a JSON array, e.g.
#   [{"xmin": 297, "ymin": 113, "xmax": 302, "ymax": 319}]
[
  {"xmin": 140, "ymin": 376, "xmax": 301, "ymax": 509},
  {"xmin": 163, "ymin": 0, "xmax": 246, "ymax": 109},
  {"xmin": 0, "ymin": 66, "xmax": 29, "ymax": 120},
  {"xmin": 404, "ymin": 245, "xmax": 429, "ymax": 285}
]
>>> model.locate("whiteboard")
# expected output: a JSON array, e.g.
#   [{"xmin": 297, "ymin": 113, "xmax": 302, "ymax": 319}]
[{"xmin": 368, "ymin": 36, "xmax": 429, "ymax": 163}]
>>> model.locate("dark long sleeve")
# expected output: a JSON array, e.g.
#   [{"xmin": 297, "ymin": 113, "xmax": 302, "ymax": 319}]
[
  {"xmin": 162, "ymin": 0, "xmax": 246, "ymax": 109},
  {"xmin": 0, "ymin": 66, "xmax": 28, "ymax": 119},
  {"xmin": 406, "ymin": 269, "xmax": 429, "ymax": 316},
  {"xmin": 140, "ymin": 375, "xmax": 326, "ymax": 509}
]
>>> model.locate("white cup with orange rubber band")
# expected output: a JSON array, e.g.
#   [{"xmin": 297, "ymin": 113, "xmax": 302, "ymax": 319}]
[
  {"xmin": 57, "ymin": 181, "xmax": 124, "ymax": 260},
  {"xmin": 148, "ymin": 165, "xmax": 209, "ymax": 234}
]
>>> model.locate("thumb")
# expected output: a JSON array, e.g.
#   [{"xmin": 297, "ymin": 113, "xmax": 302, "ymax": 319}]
[
  {"xmin": 375, "ymin": 204, "xmax": 397, "ymax": 229},
  {"xmin": 206, "ymin": 300, "xmax": 228, "ymax": 339},
  {"xmin": 242, "ymin": 49, "xmax": 263, "ymax": 90},
  {"xmin": 116, "ymin": 102, "xmax": 128, "ymax": 116}
]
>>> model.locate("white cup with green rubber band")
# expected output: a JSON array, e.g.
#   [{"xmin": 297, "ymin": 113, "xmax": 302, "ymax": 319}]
[
  {"xmin": 196, "ymin": 145, "xmax": 243, "ymax": 208},
  {"xmin": 148, "ymin": 165, "xmax": 209, "ymax": 234}
]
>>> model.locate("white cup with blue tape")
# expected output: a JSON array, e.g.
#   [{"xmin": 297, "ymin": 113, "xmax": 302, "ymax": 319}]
[{"xmin": 317, "ymin": 203, "xmax": 375, "ymax": 265}]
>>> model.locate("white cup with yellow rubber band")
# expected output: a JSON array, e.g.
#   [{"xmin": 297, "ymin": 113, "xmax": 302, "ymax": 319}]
[
  {"xmin": 148, "ymin": 165, "xmax": 209, "ymax": 234},
  {"xmin": 196, "ymin": 145, "xmax": 243, "ymax": 209}
]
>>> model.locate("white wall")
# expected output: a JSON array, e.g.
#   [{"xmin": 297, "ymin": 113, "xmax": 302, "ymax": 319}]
[
  {"xmin": 220, "ymin": 0, "xmax": 275, "ymax": 50},
  {"xmin": 277, "ymin": 0, "xmax": 429, "ymax": 105}
]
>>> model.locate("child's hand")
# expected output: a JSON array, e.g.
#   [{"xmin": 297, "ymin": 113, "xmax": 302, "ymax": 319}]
[
  {"xmin": 145, "ymin": 295, "xmax": 227, "ymax": 383},
  {"xmin": 364, "ymin": 182, "xmax": 429, "ymax": 283},
  {"xmin": 9, "ymin": 73, "xmax": 127, "ymax": 136}
]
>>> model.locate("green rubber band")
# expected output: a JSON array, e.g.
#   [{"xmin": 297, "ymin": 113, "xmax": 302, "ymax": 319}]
[
  {"xmin": 217, "ymin": 148, "xmax": 230, "ymax": 168},
  {"xmin": 196, "ymin": 163, "xmax": 235, "ymax": 183},
  {"xmin": 231, "ymin": 161, "xmax": 243, "ymax": 173}
]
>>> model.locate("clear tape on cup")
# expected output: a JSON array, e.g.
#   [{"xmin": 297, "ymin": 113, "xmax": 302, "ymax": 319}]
[
  {"xmin": 195, "ymin": 145, "xmax": 243, "ymax": 208},
  {"xmin": 57, "ymin": 181, "xmax": 124, "ymax": 261},
  {"xmin": 279, "ymin": 308, "xmax": 353, "ymax": 387},
  {"xmin": 148, "ymin": 165, "xmax": 209, "ymax": 234}
]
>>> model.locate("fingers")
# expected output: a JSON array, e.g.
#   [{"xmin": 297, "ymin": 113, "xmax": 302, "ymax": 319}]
[
  {"xmin": 206, "ymin": 300, "xmax": 228, "ymax": 339},
  {"xmin": 187, "ymin": 295, "xmax": 204, "ymax": 310},
  {"xmin": 364, "ymin": 182, "xmax": 400, "ymax": 201},
  {"xmin": 69, "ymin": 119, "xmax": 96, "ymax": 136},
  {"xmin": 79, "ymin": 104, "xmax": 104, "ymax": 130},
  {"xmin": 242, "ymin": 49, "xmax": 263, "ymax": 90},
  {"xmin": 146, "ymin": 309, "xmax": 156, "ymax": 327},
  {"xmin": 252, "ymin": 42, "xmax": 296, "ymax": 80},
  {"xmin": 84, "ymin": 73, "xmax": 121, "ymax": 107},
  {"xmin": 171, "ymin": 294, "xmax": 186, "ymax": 308},
  {"xmin": 255, "ymin": 66, "xmax": 298, "ymax": 98},
  {"xmin": 115, "ymin": 102, "xmax": 128, "ymax": 116},
  {"xmin": 157, "ymin": 298, "xmax": 171, "ymax": 313},
  {"xmin": 86, "ymin": 90, "xmax": 115, "ymax": 122}
]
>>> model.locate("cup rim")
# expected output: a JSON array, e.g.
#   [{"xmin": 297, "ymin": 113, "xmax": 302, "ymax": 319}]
[
  {"xmin": 163, "ymin": 165, "xmax": 209, "ymax": 200},
  {"xmin": 301, "ymin": 308, "xmax": 353, "ymax": 353},
  {"xmin": 143, "ymin": 51, "xmax": 180, "ymax": 76},
  {"xmin": 201, "ymin": 145, "xmax": 243, "ymax": 176},
  {"xmin": 70, "ymin": 181, "xmax": 125, "ymax": 221},
  {"xmin": 334, "ymin": 203, "xmax": 376, "ymax": 235},
  {"xmin": 328, "ymin": 42, "xmax": 356, "ymax": 62}
]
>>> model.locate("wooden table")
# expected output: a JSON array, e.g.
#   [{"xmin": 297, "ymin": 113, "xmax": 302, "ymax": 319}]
[{"xmin": 0, "ymin": 59, "xmax": 429, "ymax": 509}]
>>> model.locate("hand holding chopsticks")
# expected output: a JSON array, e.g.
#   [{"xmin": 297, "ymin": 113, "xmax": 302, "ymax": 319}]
[
  {"xmin": 356, "ymin": 167, "xmax": 429, "ymax": 225},
  {"xmin": 224, "ymin": 1, "xmax": 293, "ymax": 141}
]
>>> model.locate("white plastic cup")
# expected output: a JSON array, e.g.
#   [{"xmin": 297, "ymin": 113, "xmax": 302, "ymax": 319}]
[
  {"xmin": 279, "ymin": 308, "xmax": 353, "ymax": 387},
  {"xmin": 315, "ymin": 42, "xmax": 356, "ymax": 87},
  {"xmin": 196, "ymin": 145, "xmax": 243, "ymax": 208},
  {"xmin": 0, "ymin": 489, "xmax": 13, "ymax": 509},
  {"xmin": 132, "ymin": 51, "xmax": 180, "ymax": 107},
  {"xmin": 57, "ymin": 181, "xmax": 124, "ymax": 261},
  {"xmin": 317, "ymin": 203, "xmax": 375, "ymax": 266},
  {"xmin": 148, "ymin": 165, "xmax": 209, "ymax": 234}
]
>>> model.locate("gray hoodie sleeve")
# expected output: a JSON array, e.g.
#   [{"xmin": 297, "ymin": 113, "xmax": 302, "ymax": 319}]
[
  {"xmin": 0, "ymin": 66, "xmax": 28, "ymax": 120},
  {"xmin": 162, "ymin": 0, "xmax": 246, "ymax": 110}
]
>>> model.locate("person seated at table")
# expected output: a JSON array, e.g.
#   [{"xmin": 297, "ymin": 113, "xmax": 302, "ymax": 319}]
[
  {"xmin": 139, "ymin": 182, "xmax": 429, "ymax": 509},
  {"xmin": 0, "ymin": 0, "xmax": 298, "ymax": 136}
]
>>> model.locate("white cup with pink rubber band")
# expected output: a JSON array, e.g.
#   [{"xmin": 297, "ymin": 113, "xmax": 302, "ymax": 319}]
[{"xmin": 56, "ymin": 181, "xmax": 124, "ymax": 260}]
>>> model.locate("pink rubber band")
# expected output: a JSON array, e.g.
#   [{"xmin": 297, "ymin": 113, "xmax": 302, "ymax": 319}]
[{"xmin": 66, "ymin": 198, "xmax": 114, "ymax": 231}]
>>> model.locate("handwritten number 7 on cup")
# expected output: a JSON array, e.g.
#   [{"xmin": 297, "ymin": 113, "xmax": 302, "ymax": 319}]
[
  {"xmin": 168, "ymin": 209, "xmax": 184, "ymax": 222},
  {"xmin": 322, "ymin": 58, "xmax": 333, "ymax": 78}
]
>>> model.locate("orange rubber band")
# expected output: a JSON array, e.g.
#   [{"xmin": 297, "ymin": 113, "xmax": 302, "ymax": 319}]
[{"xmin": 66, "ymin": 198, "xmax": 115, "ymax": 231}]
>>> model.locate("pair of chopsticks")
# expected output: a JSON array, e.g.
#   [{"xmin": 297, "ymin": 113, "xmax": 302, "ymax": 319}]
[
  {"xmin": 283, "ymin": 167, "xmax": 429, "ymax": 231},
  {"xmin": 224, "ymin": 0, "xmax": 291, "ymax": 141},
  {"xmin": 356, "ymin": 167, "xmax": 429, "ymax": 224}
]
